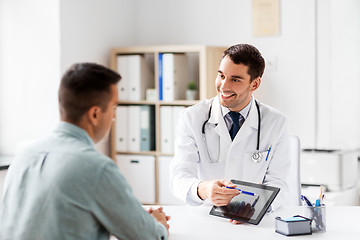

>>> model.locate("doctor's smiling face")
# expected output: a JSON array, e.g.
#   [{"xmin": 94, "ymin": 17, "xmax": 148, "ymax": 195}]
[{"xmin": 216, "ymin": 55, "xmax": 261, "ymax": 112}]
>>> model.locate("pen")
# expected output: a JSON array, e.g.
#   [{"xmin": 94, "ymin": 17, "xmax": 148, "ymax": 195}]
[
  {"xmin": 316, "ymin": 185, "xmax": 323, "ymax": 206},
  {"xmin": 265, "ymin": 145, "xmax": 272, "ymax": 161},
  {"xmin": 225, "ymin": 186, "xmax": 256, "ymax": 196},
  {"xmin": 301, "ymin": 195, "xmax": 313, "ymax": 206}
]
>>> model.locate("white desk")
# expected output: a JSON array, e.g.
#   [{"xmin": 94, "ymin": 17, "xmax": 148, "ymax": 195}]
[{"xmin": 160, "ymin": 205, "xmax": 359, "ymax": 239}]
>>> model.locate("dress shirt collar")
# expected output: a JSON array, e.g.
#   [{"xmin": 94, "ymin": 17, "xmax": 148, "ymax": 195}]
[
  {"xmin": 55, "ymin": 121, "xmax": 95, "ymax": 148},
  {"xmin": 221, "ymin": 95, "xmax": 254, "ymax": 120}
]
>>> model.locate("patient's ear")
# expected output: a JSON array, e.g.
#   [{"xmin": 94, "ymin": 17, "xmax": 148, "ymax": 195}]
[{"xmin": 87, "ymin": 106, "xmax": 101, "ymax": 126}]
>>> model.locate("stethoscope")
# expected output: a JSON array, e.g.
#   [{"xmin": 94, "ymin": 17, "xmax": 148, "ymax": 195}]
[{"xmin": 202, "ymin": 100, "xmax": 263, "ymax": 163}]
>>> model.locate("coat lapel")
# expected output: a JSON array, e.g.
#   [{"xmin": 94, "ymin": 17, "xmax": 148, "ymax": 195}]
[{"xmin": 232, "ymin": 98, "xmax": 259, "ymax": 144}]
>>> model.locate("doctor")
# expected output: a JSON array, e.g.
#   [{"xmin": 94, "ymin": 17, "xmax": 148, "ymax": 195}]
[{"xmin": 170, "ymin": 44, "xmax": 290, "ymax": 217}]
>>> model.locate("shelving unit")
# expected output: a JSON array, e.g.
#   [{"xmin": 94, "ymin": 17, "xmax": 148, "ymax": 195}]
[{"xmin": 110, "ymin": 45, "xmax": 226, "ymax": 204}]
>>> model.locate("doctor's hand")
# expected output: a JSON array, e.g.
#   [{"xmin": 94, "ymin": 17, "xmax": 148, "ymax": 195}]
[{"xmin": 197, "ymin": 180, "xmax": 240, "ymax": 206}]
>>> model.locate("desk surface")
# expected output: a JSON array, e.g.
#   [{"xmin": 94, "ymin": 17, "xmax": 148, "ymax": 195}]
[{"xmin": 160, "ymin": 205, "xmax": 359, "ymax": 239}]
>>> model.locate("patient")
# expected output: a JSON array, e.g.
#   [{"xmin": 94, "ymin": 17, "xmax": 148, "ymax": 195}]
[{"xmin": 0, "ymin": 63, "xmax": 170, "ymax": 240}]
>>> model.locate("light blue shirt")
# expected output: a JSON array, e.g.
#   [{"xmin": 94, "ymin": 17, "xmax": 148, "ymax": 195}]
[{"xmin": 0, "ymin": 122, "xmax": 167, "ymax": 240}]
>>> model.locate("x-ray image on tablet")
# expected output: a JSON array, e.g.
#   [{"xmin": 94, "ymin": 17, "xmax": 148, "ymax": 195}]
[{"xmin": 209, "ymin": 180, "xmax": 280, "ymax": 225}]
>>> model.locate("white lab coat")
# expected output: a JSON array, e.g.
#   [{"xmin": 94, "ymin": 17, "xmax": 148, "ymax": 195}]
[{"xmin": 170, "ymin": 96, "xmax": 291, "ymax": 210}]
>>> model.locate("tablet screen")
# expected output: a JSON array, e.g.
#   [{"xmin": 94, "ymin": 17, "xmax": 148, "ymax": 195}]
[{"xmin": 209, "ymin": 179, "xmax": 280, "ymax": 225}]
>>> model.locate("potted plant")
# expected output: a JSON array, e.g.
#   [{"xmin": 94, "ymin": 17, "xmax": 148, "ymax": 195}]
[{"xmin": 186, "ymin": 81, "xmax": 197, "ymax": 100}]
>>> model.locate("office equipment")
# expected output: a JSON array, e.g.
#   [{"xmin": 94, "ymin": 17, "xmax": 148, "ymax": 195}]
[
  {"xmin": 158, "ymin": 53, "xmax": 163, "ymax": 100},
  {"xmin": 116, "ymin": 154, "xmax": 155, "ymax": 204},
  {"xmin": 301, "ymin": 149, "xmax": 358, "ymax": 191},
  {"xmin": 128, "ymin": 55, "xmax": 154, "ymax": 101},
  {"xmin": 275, "ymin": 215, "xmax": 312, "ymax": 236},
  {"xmin": 116, "ymin": 55, "xmax": 129, "ymax": 101},
  {"xmin": 115, "ymin": 106, "xmax": 128, "ymax": 152},
  {"xmin": 162, "ymin": 53, "xmax": 190, "ymax": 101},
  {"xmin": 301, "ymin": 195, "xmax": 313, "ymax": 207},
  {"xmin": 265, "ymin": 145, "xmax": 272, "ymax": 161},
  {"xmin": 210, "ymin": 179, "xmax": 280, "ymax": 225},
  {"xmin": 128, "ymin": 106, "xmax": 141, "ymax": 152},
  {"xmin": 304, "ymin": 205, "xmax": 326, "ymax": 232},
  {"xmin": 225, "ymin": 186, "xmax": 256, "ymax": 196},
  {"xmin": 160, "ymin": 106, "xmax": 173, "ymax": 154},
  {"xmin": 116, "ymin": 55, "xmax": 154, "ymax": 101},
  {"xmin": 140, "ymin": 105, "xmax": 155, "ymax": 151}
]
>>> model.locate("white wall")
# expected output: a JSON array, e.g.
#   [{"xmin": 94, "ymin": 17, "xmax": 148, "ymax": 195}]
[
  {"xmin": 0, "ymin": 0, "xmax": 60, "ymax": 155},
  {"xmin": 316, "ymin": 0, "xmax": 360, "ymax": 150},
  {"xmin": 0, "ymin": 0, "xmax": 136, "ymax": 157},
  {"xmin": 135, "ymin": 0, "xmax": 317, "ymax": 148},
  {"xmin": 59, "ymin": 0, "xmax": 136, "ymax": 154},
  {"xmin": 1, "ymin": 0, "xmax": 359, "ymax": 156},
  {"xmin": 134, "ymin": 0, "xmax": 360, "ymax": 150},
  {"xmin": 60, "ymin": 0, "xmax": 136, "ymax": 73}
]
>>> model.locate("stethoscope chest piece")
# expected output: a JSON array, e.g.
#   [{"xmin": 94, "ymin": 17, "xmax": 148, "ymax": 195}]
[{"xmin": 252, "ymin": 151, "xmax": 263, "ymax": 163}]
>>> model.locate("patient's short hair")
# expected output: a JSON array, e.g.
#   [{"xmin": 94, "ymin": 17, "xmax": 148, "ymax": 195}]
[{"xmin": 58, "ymin": 63, "xmax": 121, "ymax": 123}]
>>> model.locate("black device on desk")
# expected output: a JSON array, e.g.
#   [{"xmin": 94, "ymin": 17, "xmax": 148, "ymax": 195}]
[{"xmin": 209, "ymin": 179, "xmax": 280, "ymax": 225}]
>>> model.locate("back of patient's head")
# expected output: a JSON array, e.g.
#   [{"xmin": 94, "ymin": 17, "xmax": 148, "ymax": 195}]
[
  {"xmin": 58, "ymin": 63, "xmax": 121, "ymax": 124},
  {"xmin": 222, "ymin": 43, "xmax": 265, "ymax": 81}
]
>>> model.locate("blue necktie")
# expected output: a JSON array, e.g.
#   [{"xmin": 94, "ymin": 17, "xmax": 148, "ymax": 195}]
[{"xmin": 229, "ymin": 111, "xmax": 241, "ymax": 140}]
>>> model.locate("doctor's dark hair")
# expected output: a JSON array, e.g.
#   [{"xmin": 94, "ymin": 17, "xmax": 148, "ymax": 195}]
[
  {"xmin": 222, "ymin": 44, "xmax": 265, "ymax": 82},
  {"xmin": 58, "ymin": 63, "xmax": 121, "ymax": 123}
]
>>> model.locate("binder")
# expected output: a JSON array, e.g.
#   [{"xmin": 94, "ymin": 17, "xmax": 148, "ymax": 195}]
[
  {"xmin": 172, "ymin": 106, "xmax": 185, "ymax": 145},
  {"xmin": 115, "ymin": 106, "xmax": 128, "ymax": 152},
  {"xmin": 116, "ymin": 154, "xmax": 156, "ymax": 204},
  {"xmin": 140, "ymin": 105, "xmax": 155, "ymax": 151},
  {"xmin": 127, "ymin": 55, "xmax": 154, "ymax": 101},
  {"xmin": 116, "ymin": 55, "xmax": 129, "ymax": 101},
  {"xmin": 162, "ymin": 53, "xmax": 190, "ymax": 101},
  {"xmin": 160, "ymin": 106, "xmax": 173, "ymax": 153},
  {"xmin": 116, "ymin": 55, "xmax": 154, "ymax": 101},
  {"xmin": 128, "ymin": 106, "xmax": 141, "ymax": 152},
  {"xmin": 158, "ymin": 53, "xmax": 163, "ymax": 100}
]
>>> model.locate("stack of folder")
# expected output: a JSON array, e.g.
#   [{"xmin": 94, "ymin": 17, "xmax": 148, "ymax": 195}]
[
  {"xmin": 116, "ymin": 54, "xmax": 154, "ymax": 101},
  {"xmin": 115, "ymin": 105, "xmax": 155, "ymax": 152}
]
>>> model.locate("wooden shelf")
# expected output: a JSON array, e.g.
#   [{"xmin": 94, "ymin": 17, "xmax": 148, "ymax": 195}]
[{"xmin": 110, "ymin": 45, "xmax": 226, "ymax": 204}]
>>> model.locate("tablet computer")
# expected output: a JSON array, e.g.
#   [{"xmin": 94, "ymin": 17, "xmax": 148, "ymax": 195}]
[{"xmin": 209, "ymin": 179, "xmax": 280, "ymax": 225}]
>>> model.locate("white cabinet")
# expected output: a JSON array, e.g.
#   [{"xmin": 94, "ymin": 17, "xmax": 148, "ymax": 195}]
[{"xmin": 116, "ymin": 155, "xmax": 155, "ymax": 204}]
